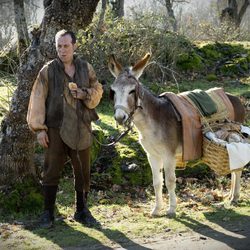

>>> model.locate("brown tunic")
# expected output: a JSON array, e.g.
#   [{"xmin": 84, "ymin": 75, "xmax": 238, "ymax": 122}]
[{"xmin": 27, "ymin": 57, "xmax": 103, "ymax": 150}]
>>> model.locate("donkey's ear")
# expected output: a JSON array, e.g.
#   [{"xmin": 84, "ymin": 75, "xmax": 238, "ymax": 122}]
[
  {"xmin": 131, "ymin": 53, "xmax": 151, "ymax": 79},
  {"xmin": 108, "ymin": 54, "xmax": 122, "ymax": 78}
]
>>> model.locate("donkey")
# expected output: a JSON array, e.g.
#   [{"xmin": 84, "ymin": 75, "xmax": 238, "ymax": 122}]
[{"xmin": 108, "ymin": 53, "xmax": 246, "ymax": 216}]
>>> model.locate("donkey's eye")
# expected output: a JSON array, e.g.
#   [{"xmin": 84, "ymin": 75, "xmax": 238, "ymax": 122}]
[{"xmin": 129, "ymin": 90, "xmax": 135, "ymax": 95}]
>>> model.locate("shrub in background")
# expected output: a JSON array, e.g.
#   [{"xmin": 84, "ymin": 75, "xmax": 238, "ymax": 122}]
[
  {"xmin": 77, "ymin": 11, "xmax": 196, "ymax": 83},
  {"xmin": 77, "ymin": 11, "xmax": 250, "ymax": 85}
]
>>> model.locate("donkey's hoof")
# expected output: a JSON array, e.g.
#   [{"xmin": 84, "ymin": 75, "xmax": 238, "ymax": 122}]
[
  {"xmin": 166, "ymin": 208, "xmax": 176, "ymax": 218},
  {"xmin": 166, "ymin": 212, "xmax": 176, "ymax": 218},
  {"xmin": 151, "ymin": 207, "xmax": 162, "ymax": 217},
  {"xmin": 229, "ymin": 195, "xmax": 239, "ymax": 205},
  {"xmin": 229, "ymin": 199, "xmax": 239, "ymax": 206}
]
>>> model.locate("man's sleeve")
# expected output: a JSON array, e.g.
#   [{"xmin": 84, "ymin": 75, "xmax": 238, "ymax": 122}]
[
  {"xmin": 26, "ymin": 65, "xmax": 49, "ymax": 133},
  {"xmin": 83, "ymin": 63, "xmax": 103, "ymax": 109}
]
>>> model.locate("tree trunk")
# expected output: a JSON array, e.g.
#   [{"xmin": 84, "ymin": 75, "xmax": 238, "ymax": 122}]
[
  {"xmin": 0, "ymin": 0, "xmax": 100, "ymax": 186},
  {"xmin": 237, "ymin": 0, "xmax": 250, "ymax": 26},
  {"xmin": 89, "ymin": 0, "xmax": 107, "ymax": 50},
  {"xmin": 220, "ymin": 0, "xmax": 249, "ymax": 28},
  {"xmin": 0, "ymin": 1, "xmax": 15, "ymax": 49},
  {"xmin": 98, "ymin": 0, "xmax": 107, "ymax": 31},
  {"xmin": 13, "ymin": 0, "xmax": 29, "ymax": 56},
  {"xmin": 118, "ymin": 0, "xmax": 124, "ymax": 17},
  {"xmin": 165, "ymin": 0, "xmax": 178, "ymax": 32},
  {"xmin": 110, "ymin": 0, "xmax": 124, "ymax": 18}
]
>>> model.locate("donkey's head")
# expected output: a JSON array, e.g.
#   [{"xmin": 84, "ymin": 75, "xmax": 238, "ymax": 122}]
[{"xmin": 108, "ymin": 53, "xmax": 151, "ymax": 126}]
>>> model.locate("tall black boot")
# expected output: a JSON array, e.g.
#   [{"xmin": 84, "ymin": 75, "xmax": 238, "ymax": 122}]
[
  {"xmin": 85, "ymin": 191, "xmax": 88, "ymax": 203},
  {"xmin": 74, "ymin": 191, "xmax": 100, "ymax": 227},
  {"xmin": 75, "ymin": 190, "xmax": 85, "ymax": 212},
  {"xmin": 38, "ymin": 185, "xmax": 58, "ymax": 228}
]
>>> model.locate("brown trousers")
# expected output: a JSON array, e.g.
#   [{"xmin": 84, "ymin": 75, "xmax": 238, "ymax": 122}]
[{"xmin": 43, "ymin": 128, "xmax": 91, "ymax": 192}]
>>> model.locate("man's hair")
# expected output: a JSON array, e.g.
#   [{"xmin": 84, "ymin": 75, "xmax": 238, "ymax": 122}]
[{"xmin": 55, "ymin": 29, "xmax": 76, "ymax": 44}]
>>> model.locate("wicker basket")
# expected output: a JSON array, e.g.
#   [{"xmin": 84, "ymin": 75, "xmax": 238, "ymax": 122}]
[
  {"xmin": 202, "ymin": 136, "xmax": 230, "ymax": 176},
  {"xmin": 175, "ymin": 154, "xmax": 187, "ymax": 168},
  {"xmin": 175, "ymin": 121, "xmax": 245, "ymax": 175}
]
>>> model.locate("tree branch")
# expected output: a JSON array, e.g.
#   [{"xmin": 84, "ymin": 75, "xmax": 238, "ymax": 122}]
[{"xmin": 238, "ymin": 0, "xmax": 250, "ymax": 25}]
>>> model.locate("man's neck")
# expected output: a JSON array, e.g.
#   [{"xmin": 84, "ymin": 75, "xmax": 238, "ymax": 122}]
[
  {"xmin": 64, "ymin": 60, "xmax": 73, "ymax": 68},
  {"xmin": 64, "ymin": 61, "xmax": 75, "ymax": 78}
]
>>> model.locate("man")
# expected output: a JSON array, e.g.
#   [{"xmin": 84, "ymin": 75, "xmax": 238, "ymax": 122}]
[{"xmin": 27, "ymin": 29, "xmax": 103, "ymax": 228}]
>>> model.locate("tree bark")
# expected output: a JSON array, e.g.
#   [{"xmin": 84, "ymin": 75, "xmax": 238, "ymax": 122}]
[
  {"xmin": 13, "ymin": 0, "xmax": 29, "ymax": 56},
  {"xmin": 0, "ymin": 0, "xmax": 100, "ymax": 186}
]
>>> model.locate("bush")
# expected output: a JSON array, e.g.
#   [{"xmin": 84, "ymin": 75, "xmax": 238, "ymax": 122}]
[
  {"xmin": 206, "ymin": 74, "xmax": 217, "ymax": 81},
  {"xmin": 176, "ymin": 51, "xmax": 203, "ymax": 71},
  {"xmin": 77, "ymin": 11, "xmax": 196, "ymax": 83},
  {"xmin": 198, "ymin": 42, "xmax": 250, "ymax": 77}
]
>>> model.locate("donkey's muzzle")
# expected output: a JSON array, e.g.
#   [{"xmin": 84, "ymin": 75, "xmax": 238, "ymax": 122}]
[
  {"xmin": 114, "ymin": 105, "xmax": 129, "ymax": 125},
  {"xmin": 115, "ymin": 115, "xmax": 127, "ymax": 125}
]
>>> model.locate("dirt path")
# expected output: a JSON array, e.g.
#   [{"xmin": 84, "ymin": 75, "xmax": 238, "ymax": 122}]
[
  {"xmin": 64, "ymin": 219, "xmax": 250, "ymax": 250},
  {"xmin": 116, "ymin": 227, "xmax": 250, "ymax": 250}
]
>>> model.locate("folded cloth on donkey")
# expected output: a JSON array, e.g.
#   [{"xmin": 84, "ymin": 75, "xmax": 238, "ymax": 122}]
[
  {"xmin": 206, "ymin": 87, "xmax": 235, "ymax": 121},
  {"xmin": 183, "ymin": 89, "xmax": 217, "ymax": 117},
  {"xmin": 200, "ymin": 88, "xmax": 236, "ymax": 131},
  {"xmin": 160, "ymin": 92, "xmax": 202, "ymax": 161}
]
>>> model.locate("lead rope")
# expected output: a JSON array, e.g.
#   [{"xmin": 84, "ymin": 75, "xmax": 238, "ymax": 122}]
[
  {"xmin": 91, "ymin": 124, "xmax": 132, "ymax": 147},
  {"xmin": 87, "ymin": 94, "xmax": 141, "ymax": 147}
]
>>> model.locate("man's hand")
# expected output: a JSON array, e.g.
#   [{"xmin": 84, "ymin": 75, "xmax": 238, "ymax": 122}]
[
  {"xmin": 70, "ymin": 88, "xmax": 88, "ymax": 100},
  {"xmin": 37, "ymin": 130, "xmax": 49, "ymax": 148}
]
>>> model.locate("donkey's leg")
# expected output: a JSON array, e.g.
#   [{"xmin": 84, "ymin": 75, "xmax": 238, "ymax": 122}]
[
  {"xmin": 229, "ymin": 170, "xmax": 242, "ymax": 204},
  {"xmin": 148, "ymin": 154, "xmax": 164, "ymax": 216},
  {"xmin": 163, "ymin": 155, "xmax": 177, "ymax": 216}
]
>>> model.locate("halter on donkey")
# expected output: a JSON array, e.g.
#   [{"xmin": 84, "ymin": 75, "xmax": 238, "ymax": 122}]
[{"xmin": 108, "ymin": 53, "xmax": 245, "ymax": 216}]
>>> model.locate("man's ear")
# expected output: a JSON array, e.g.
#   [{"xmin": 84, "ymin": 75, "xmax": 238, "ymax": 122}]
[{"xmin": 74, "ymin": 42, "xmax": 78, "ymax": 50}]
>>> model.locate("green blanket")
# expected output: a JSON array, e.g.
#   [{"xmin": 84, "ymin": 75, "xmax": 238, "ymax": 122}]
[{"xmin": 186, "ymin": 89, "xmax": 217, "ymax": 116}]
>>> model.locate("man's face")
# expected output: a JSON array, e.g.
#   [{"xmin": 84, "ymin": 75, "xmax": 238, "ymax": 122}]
[{"xmin": 56, "ymin": 34, "xmax": 76, "ymax": 64}]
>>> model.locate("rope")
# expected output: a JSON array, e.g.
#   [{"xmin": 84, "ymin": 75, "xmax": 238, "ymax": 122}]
[{"xmin": 91, "ymin": 125, "xmax": 133, "ymax": 147}]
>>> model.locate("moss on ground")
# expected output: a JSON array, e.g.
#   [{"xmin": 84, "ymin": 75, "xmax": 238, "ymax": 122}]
[{"xmin": 0, "ymin": 178, "xmax": 43, "ymax": 216}]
